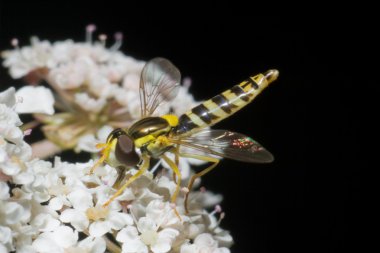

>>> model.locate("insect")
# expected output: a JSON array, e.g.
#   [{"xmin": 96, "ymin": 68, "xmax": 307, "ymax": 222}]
[{"xmin": 90, "ymin": 57, "xmax": 278, "ymax": 213}]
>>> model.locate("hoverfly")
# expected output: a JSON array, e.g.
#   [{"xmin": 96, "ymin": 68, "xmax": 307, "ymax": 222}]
[{"xmin": 91, "ymin": 58, "xmax": 278, "ymax": 213}]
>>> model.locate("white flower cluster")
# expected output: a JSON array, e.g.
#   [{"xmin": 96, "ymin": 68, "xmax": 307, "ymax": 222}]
[
  {"xmin": 1, "ymin": 32, "xmax": 233, "ymax": 252},
  {"xmin": 1, "ymin": 29, "xmax": 197, "ymax": 152},
  {"xmin": 1, "ymin": 28, "xmax": 205, "ymax": 181}
]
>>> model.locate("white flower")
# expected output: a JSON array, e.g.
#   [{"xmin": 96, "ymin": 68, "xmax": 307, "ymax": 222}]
[
  {"xmin": 117, "ymin": 226, "xmax": 149, "ymax": 253},
  {"xmin": 0, "ymin": 244, "xmax": 9, "ymax": 253},
  {"xmin": 180, "ymin": 233, "xmax": 230, "ymax": 253},
  {"xmin": 1, "ymin": 37, "xmax": 55, "ymax": 79},
  {"xmin": 74, "ymin": 93, "xmax": 106, "ymax": 113},
  {"xmin": 117, "ymin": 223, "xmax": 179, "ymax": 253},
  {"xmin": 15, "ymin": 86, "xmax": 55, "ymax": 115},
  {"xmin": 87, "ymin": 71, "xmax": 120, "ymax": 99},
  {"xmin": 0, "ymin": 87, "xmax": 22, "ymax": 128},
  {"xmin": 116, "ymin": 199, "xmax": 183, "ymax": 253},
  {"xmin": 48, "ymin": 58, "xmax": 90, "ymax": 89},
  {"xmin": 59, "ymin": 187, "xmax": 133, "ymax": 236},
  {"xmin": 0, "ymin": 201, "xmax": 28, "ymax": 225},
  {"xmin": 76, "ymin": 125, "xmax": 113, "ymax": 153},
  {"xmin": 0, "ymin": 182, "xmax": 10, "ymax": 200},
  {"xmin": 2, "ymin": 34, "xmax": 202, "ymax": 158},
  {"xmin": 0, "ymin": 226, "xmax": 13, "ymax": 251},
  {"xmin": 30, "ymin": 213, "xmax": 60, "ymax": 232},
  {"xmin": 65, "ymin": 236, "xmax": 106, "ymax": 253},
  {"xmin": 169, "ymin": 84, "xmax": 197, "ymax": 116},
  {"xmin": 0, "ymin": 87, "xmax": 16, "ymax": 106},
  {"xmin": 144, "ymin": 199, "xmax": 184, "ymax": 227},
  {"xmin": 193, "ymin": 189, "xmax": 223, "ymax": 209},
  {"xmin": 32, "ymin": 226, "xmax": 79, "ymax": 253}
]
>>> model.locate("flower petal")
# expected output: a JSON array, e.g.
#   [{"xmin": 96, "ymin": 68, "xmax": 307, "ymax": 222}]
[
  {"xmin": 151, "ymin": 241, "xmax": 171, "ymax": 253},
  {"xmin": 121, "ymin": 239, "xmax": 148, "ymax": 253},
  {"xmin": 76, "ymin": 134, "xmax": 99, "ymax": 153},
  {"xmin": 197, "ymin": 191, "xmax": 223, "ymax": 208},
  {"xmin": 0, "ymin": 244, "xmax": 9, "ymax": 253},
  {"xmin": 187, "ymin": 223, "xmax": 205, "ymax": 239},
  {"xmin": 89, "ymin": 221, "xmax": 110, "ymax": 237},
  {"xmin": 0, "ymin": 182, "xmax": 10, "ymax": 200},
  {"xmin": 33, "ymin": 190, "xmax": 51, "ymax": 203},
  {"xmin": 0, "ymin": 226, "xmax": 12, "ymax": 244},
  {"xmin": 15, "ymin": 245, "xmax": 37, "ymax": 253},
  {"xmin": 31, "ymin": 213, "xmax": 60, "ymax": 232},
  {"xmin": 60, "ymin": 209, "xmax": 89, "ymax": 231},
  {"xmin": 0, "ymin": 87, "xmax": 16, "ymax": 107},
  {"xmin": 116, "ymin": 226, "xmax": 139, "ymax": 243},
  {"xmin": 32, "ymin": 234, "xmax": 62, "ymax": 253},
  {"xmin": 74, "ymin": 93, "xmax": 106, "ymax": 113},
  {"xmin": 107, "ymin": 211, "xmax": 133, "ymax": 230},
  {"xmin": 67, "ymin": 188, "xmax": 93, "ymax": 211},
  {"xmin": 152, "ymin": 228, "xmax": 179, "ymax": 253},
  {"xmin": 194, "ymin": 233, "xmax": 218, "ymax": 249},
  {"xmin": 51, "ymin": 226, "xmax": 78, "ymax": 248},
  {"xmin": 0, "ymin": 162, "xmax": 20, "ymax": 176},
  {"xmin": 180, "ymin": 243, "xmax": 200, "ymax": 253},
  {"xmin": 77, "ymin": 236, "xmax": 106, "ymax": 253},
  {"xmin": 13, "ymin": 171, "xmax": 35, "ymax": 185},
  {"xmin": 15, "ymin": 86, "xmax": 55, "ymax": 115},
  {"xmin": 137, "ymin": 217, "xmax": 156, "ymax": 233},
  {"xmin": 213, "ymin": 248, "xmax": 231, "ymax": 253},
  {"xmin": 48, "ymin": 196, "xmax": 64, "ymax": 210},
  {"xmin": 157, "ymin": 228, "xmax": 179, "ymax": 242},
  {"xmin": 2, "ymin": 201, "xmax": 25, "ymax": 225},
  {"xmin": 214, "ymin": 231, "xmax": 234, "ymax": 248}
]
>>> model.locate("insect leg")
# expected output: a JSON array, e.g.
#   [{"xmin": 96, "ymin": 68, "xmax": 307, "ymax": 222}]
[
  {"xmin": 89, "ymin": 143, "xmax": 110, "ymax": 174},
  {"xmin": 172, "ymin": 145, "xmax": 180, "ymax": 183},
  {"xmin": 102, "ymin": 154, "xmax": 150, "ymax": 208},
  {"xmin": 161, "ymin": 154, "xmax": 181, "ymax": 204},
  {"xmin": 178, "ymin": 153, "xmax": 220, "ymax": 214},
  {"xmin": 161, "ymin": 154, "xmax": 182, "ymax": 220},
  {"xmin": 112, "ymin": 166, "xmax": 127, "ymax": 189}
]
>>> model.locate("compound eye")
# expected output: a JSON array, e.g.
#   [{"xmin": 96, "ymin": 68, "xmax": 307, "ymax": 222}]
[{"xmin": 115, "ymin": 134, "xmax": 140, "ymax": 167}]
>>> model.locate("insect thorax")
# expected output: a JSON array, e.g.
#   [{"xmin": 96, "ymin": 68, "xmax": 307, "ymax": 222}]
[
  {"xmin": 128, "ymin": 117, "xmax": 174, "ymax": 157},
  {"xmin": 128, "ymin": 117, "xmax": 171, "ymax": 139}
]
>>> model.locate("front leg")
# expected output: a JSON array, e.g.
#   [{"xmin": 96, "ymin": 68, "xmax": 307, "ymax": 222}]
[{"xmin": 103, "ymin": 154, "xmax": 150, "ymax": 207}]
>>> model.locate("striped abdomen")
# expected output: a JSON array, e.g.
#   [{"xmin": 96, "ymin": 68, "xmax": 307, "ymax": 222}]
[{"xmin": 175, "ymin": 69, "xmax": 279, "ymax": 135}]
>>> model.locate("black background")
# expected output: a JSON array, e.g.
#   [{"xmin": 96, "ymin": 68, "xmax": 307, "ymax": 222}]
[{"xmin": 0, "ymin": 2, "xmax": 371, "ymax": 253}]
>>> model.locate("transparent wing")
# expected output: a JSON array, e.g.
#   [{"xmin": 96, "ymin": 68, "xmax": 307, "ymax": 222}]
[
  {"xmin": 140, "ymin": 57, "xmax": 181, "ymax": 117},
  {"xmin": 170, "ymin": 129, "xmax": 274, "ymax": 163}
]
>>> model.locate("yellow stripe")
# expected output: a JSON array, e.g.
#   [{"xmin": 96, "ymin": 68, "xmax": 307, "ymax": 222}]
[
  {"xmin": 203, "ymin": 100, "xmax": 229, "ymax": 118},
  {"xmin": 222, "ymin": 90, "xmax": 248, "ymax": 108},
  {"xmin": 187, "ymin": 112, "xmax": 206, "ymax": 126}
]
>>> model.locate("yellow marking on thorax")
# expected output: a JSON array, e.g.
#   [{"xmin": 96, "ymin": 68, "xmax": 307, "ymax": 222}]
[
  {"xmin": 146, "ymin": 135, "xmax": 173, "ymax": 156},
  {"xmin": 134, "ymin": 135, "xmax": 156, "ymax": 148},
  {"xmin": 155, "ymin": 135, "xmax": 171, "ymax": 146},
  {"xmin": 161, "ymin": 114, "xmax": 179, "ymax": 127}
]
